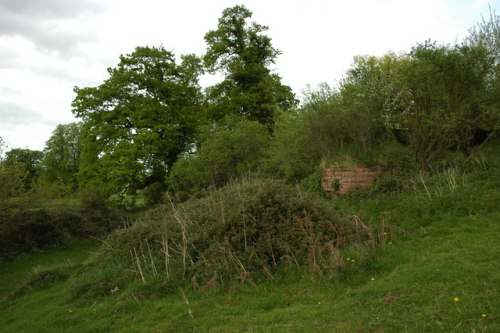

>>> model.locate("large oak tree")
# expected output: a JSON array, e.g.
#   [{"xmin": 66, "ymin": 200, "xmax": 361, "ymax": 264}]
[{"xmin": 72, "ymin": 46, "xmax": 203, "ymax": 193}]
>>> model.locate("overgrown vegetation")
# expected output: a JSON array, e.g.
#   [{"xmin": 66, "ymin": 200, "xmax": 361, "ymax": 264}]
[
  {"xmin": 0, "ymin": 196, "xmax": 121, "ymax": 260},
  {"xmin": 72, "ymin": 178, "xmax": 386, "ymax": 299},
  {"xmin": 0, "ymin": 4, "xmax": 499, "ymax": 332},
  {"xmin": 1, "ymin": 147, "xmax": 498, "ymax": 331}
]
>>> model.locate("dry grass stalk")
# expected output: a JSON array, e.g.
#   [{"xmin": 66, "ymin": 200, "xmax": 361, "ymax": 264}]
[
  {"xmin": 131, "ymin": 293, "xmax": 142, "ymax": 307},
  {"xmin": 90, "ymin": 236, "xmax": 113, "ymax": 249},
  {"xmin": 417, "ymin": 172, "xmax": 432, "ymax": 199},
  {"xmin": 444, "ymin": 167, "xmax": 458, "ymax": 191},
  {"xmin": 168, "ymin": 192, "xmax": 190, "ymax": 276},
  {"xmin": 180, "ymin": 288, "xmax": 194, "ymax": 319},
  {"xmin": 296, "ymin": 184, "xmax": 303, "ymax": 200},
  {"xmin": 161, "ymin": 232, "xmax": 171, "ymax": 278},
  {"xmin": 285, "ymin": 247, "xmax": 300, "ymax": 267},
  {"xmin": 268, "ymin": 236, "xmax": 277, "ymax": 267},
  {"xmin": 263, "ymin": 265, "xmax": 275, "ymax": 279},
  {"xmin": 191, "ymin": 275, "xmax": 200, "ymax": 291},
  {"xmin": 217, "ymin": 189, "xmax": 226, "ymax": 225},
  {"xmin": 377, "ymin": 219, "xmax": 388, "ymax": 246},
  {"xmin": 326, "ymin": 241, "xmax": 344, "ymax": 270},
  {"xmin": 353, "ymin": 215, "xmax": 376, "ymax": 248},
  {"xmin": 243, "ymin": 219, "xmax": 248, "ymax": 254},
  {"xmin": 200, "ymin": 271, "xmax": 218, "ymax": 290},
  {"xmin": 132, "ymin": 247, "xmax": 146, "ymax": 283},
  {"xmin": 145, "ymin": 238, "xmax": 158, "ymax": 277}
]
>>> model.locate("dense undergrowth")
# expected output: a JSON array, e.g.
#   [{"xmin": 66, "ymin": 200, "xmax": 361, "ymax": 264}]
[
  {"xmin": 0, "ymin": 146, "xmax": 498, "ymax": 332},
  {"xmin": 72, "ymin": 178, "xmax": 388, "ymax": 299},
  {"xmin": 0, "ymin": 197, "xmax": 122, "ymax": 260},
  {"xmin": 0, "ymin": 5, "xmax": 498, "ymax": 331},
  {"xmin": 44, "ymin": 146, "xmax": 500, "ymax": 301}
]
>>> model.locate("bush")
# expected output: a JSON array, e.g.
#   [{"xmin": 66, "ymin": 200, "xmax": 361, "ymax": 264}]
[
  {"xmin": 73, "ymin": 177, "xmax": 385, "ymax": 297},
  {"xmin": 144, "ymin": 182, "xmax": 165, "ymax": 205},
  {"xmin": 0, "ymin": 201, "xmax": 120, "ymax": 260},
  {"xmin": 79, "ymin": 182, "xmax": 110, "ymax": 211},
  {"xmin": 300, "ymin": 168, "xmax": 325, "ymax": 195},
  {"xmin": 168, "ymin": 117, "xmax": 269, "ymax": 197}
]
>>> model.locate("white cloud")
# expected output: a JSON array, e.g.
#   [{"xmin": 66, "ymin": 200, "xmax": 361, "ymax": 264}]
[{"xmin": 0, "ymin": 0, "xmax": 496, "ymax": 151}]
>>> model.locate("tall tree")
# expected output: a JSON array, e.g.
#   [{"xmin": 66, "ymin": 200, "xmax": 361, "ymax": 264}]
[
  {"xmin": 3, "ymin": 148, "xmax": 43, "ymax": 190},
  {"xmin": 339, "ymin": 54, "xmax": 400, "ymax": 149},
  {"xmin": 393, "ymin": 42, "xmax": 493, "ymax": 167},
  {"xmin": 40, "ymin": 122, "xmax": 82, "ymax": 190},
  {"xmin": 0, "ymin": 137, "xmax": 24, "ymax": 200},
  {"xmin": 72, "ymin": 46, "xmax": 203, "ymax": 193},
  {"xmin": 467, "ymin": 6, "xmax": 500, "ymax": 67},
  {"xmin": 204, "ymin": 5, "xmax": 297, "ymax": 127},
  {"xmin": 466, "ymin": 7, "xmax": 500, "ymax": 140}
]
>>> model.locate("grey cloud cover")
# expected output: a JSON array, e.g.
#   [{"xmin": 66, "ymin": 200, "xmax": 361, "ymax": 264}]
[
  {"xmin": 0, "ymin": 0, "xmax": 102, "ymax": 54},
  {"xmin": 0, "ymin": 0, "xmax": 494, "ymax": 152},
  {"xmin": 0, "ymin": 100, "xmax": 53, "ymax": 126},
  {"xmin": 0, "ymin": 0, "xmax": 100, "ymax": 18}
]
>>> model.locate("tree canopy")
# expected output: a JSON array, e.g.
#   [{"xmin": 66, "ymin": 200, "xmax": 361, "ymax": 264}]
[
  {"xmin": 2, "ymin": 148, "xmax": 43, "ymax": 191},
  {"xmin": 203, "ymin": 5, "xmax": 297, "ymax": 127},
  {"xmin": 40, "ymin": 123, "xmax": 83, "ymax": 189},
  {"xmin": 393, "ymin": 42, "xmax": 494, "ymax": 167},
  {"xmin": 2, "ymin": 4, "xmax": 495, "ymax": 205},
  {"xmin": 72, "ymin": 46, "xmax": 203, "ymax": 193}
]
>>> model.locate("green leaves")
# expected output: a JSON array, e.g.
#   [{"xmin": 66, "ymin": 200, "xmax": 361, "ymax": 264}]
[
  {"xmin": 72, "ymin": 46, "xmax": 203, "ymax": 193},
  {"xmin": 2, "ymin": 148, "xmax": 43, "ymax": 191},
  {"xmin": 168, "ymin": 116, "xmax": 269, "ymax": 197},
  {"xmin": 395, "ymin": 42, "xmax": 495, "ymax": 167},
  {"xmin": 40, "ymin": 123, "xmax": 82, "ymax": 190},
  {"xmin": 204, "ymin": 5, "xmax": 296, "ymax": 127}
]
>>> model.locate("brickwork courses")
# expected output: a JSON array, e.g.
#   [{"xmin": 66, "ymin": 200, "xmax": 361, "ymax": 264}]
[{"xmin": 322, "ymin": 167, "xmax": 383, "ymax": 195}]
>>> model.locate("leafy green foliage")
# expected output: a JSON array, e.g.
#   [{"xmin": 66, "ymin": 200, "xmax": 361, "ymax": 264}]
[
  {"xmin": 2, "ymin": 6, "xmax": 500, "ymax": 332},
  {"xmin": 467, "ymin": 6, "xmax": 500, "ymax": 67},
  {"xmin": 467, "ymin": 7, "xmax": 500, "ymax": 140},
  {"xmin": 398, "ymin": 42, "xmax": 495, "ymax": 167},
  {"xmin": 204, "ymin": 5, "xmax": 297, "ymax": 127},
  {"xmin": 2, "ymin": 148, "xmax": 499, "ymax": 332},
  {"xmin": 72, "ymin": 46, "xmax": 203, "ymax": 194},
  {"xmin": 0, "ymin": 164, "xmax": 24, "ymax": 201},
  {"xmin": 264, "ymin": 110, "xmax": 321, "ymax": 181},
  {"xmin": 39, "ymin": 123, "xmax": 82, "ymax": 190},
  {"xmin": 2, "ymin": 148, "xmax": 43, "ymax": 191},
  {"xmin": 339, "ymin": 55, "xmax": 398, "ymax": 149},
  {"xmin": 168, "ymin": 117, "xmax": 269, "ymax": 198},
  {"xmin": 73, "ymin": 178, "xmax": 382, "ymax": 297},
  {"xmin": 0, "ymin": 202, "xmax": 118, "ymax": 260},
  {"xmin": 264, "ymin": 80, "xmax": 409, "ymax": 183}
]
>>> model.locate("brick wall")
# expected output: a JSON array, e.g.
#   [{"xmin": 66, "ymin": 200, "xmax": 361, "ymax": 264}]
[{"xmin": 322, "ymin": 167, "xmax": 382, "ymax": 195}]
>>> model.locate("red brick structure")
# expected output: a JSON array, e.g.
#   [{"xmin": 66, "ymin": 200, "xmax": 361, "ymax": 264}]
[{"xmin": 322, "ymin": 167, "xmax": 382, "ymax": 195}]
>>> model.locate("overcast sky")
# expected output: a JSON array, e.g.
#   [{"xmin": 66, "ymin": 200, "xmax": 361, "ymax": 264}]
[{"xmin": 0, "ymin": 0, "xmax": 497, "ymax": 151}]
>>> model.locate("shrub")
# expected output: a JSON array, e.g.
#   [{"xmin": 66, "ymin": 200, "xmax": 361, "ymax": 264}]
[
  {"xmin": 168, "ymin": 117, "xmax": 269, "ymax": 197},
  {"xmin": 0, "ymin": 201, "xmax": 120, "ymax": 260},
  {"xmin": 73, "ymin": 177, "xmax": 385, "ymax": 297},
  {"xmin": 79, "ymin": 182, "xmax": 110, "ymax": 212},
  {"xmin": 144, "ymin": 182, "xmax": 165, "ymax": 205}
]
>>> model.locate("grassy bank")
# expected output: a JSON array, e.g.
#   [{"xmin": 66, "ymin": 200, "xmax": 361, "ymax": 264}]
[
  {"xmin": 0, "ymin": 150, "xmax": 499, "ymax": 332},
  {"xmin": 0, "ymin": 213, "xmax": 497, "ymax": 332}
]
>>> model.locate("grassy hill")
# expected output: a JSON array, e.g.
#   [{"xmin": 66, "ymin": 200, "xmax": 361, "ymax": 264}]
[{"xmin": 1, "ymin": 148, "xmax": 499, "ymax": 332}]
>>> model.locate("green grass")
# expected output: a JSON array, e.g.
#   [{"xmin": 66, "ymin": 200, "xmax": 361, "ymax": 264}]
[
  {"xmin": 1, "ymin": 214, "xmax": 498, "ymax": 331},
  {"xmin": 0, "ymin": 239, "xmax": 99, "ymax": 300},
  {"xmin": 1, "ymin": 153, "xmax": 499, "ymax": 332}
]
